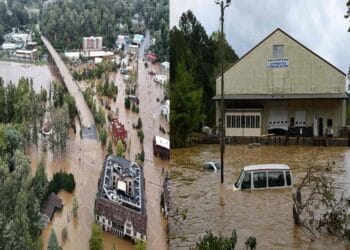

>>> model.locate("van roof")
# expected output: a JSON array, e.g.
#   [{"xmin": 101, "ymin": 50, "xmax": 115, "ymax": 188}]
[{"xmin": 243, "ymin": 164, "xmax": 290, "ymax": 171}]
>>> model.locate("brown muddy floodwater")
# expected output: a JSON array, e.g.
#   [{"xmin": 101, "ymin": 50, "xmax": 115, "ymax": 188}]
[
  {"xmin": 170, "ymin": 144, "xmax": 350, "ymax": 250},
  {"xmin": 0, "ymin": 61, "xmax": 54, "ymax": 91}
]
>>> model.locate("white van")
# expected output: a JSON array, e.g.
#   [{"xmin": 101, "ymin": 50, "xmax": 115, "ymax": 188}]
[{"xmin": 233, "ymin": 164, "xmax": 292, "ymax": 191}]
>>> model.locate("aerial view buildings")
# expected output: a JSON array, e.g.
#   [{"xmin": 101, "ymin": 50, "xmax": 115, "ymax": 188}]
[
  {"xmin": 0, "ymin": 0, "xmax": 350, "ymax": 250},
  {"xmin": 0, "ymin": 0, "xmax": 169, "ymax": 249},
  {"xmin": 95, "ymin": 156, "xmax": 147, "ymax": 241}
]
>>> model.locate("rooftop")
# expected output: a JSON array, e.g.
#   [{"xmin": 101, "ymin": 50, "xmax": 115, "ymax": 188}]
[
  {"xmin": 243, "ymin": 164, "xmax": 290, "ymax": 172},
  {"xmin": 41, "ymin": 192, "xmax": 63, "ymax": 220},
  {"xmin": 155, "ymin": 136, "xmax": 170, "ymax": 150},
  {"xmin": 99, "ymin": 156, "xmax": 145, "ymax": 213}
]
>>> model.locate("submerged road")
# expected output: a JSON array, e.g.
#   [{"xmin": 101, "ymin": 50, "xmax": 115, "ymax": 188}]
[{"xmin": 41, "ymin": 35, "xmax": 97, "ymax": 139}]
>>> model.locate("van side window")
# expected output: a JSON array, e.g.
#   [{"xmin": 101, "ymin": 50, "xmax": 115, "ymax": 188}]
[
  {"xmin": 253, "ymin": 172, "xmax": 267, "ymax": 188},
  {"xmin": 285, "ymin": 171, "xmax": 291, "ymax": 186},
  {"xmin": 268, "ymin": 171, "xmax": 285, "ymax": 187},
  {"xmin": 241, "ymin": 173, "xmax": 251, "ymax": 190}
]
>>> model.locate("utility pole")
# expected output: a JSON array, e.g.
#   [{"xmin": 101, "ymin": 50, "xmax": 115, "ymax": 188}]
[{"xmin": 215, "ymin": 0, "xmax": 231, "ymax": 184}]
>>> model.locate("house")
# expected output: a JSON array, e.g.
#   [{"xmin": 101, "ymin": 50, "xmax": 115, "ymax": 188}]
[
  {"xmin": 116, "ymin": 35, "xmax": 129, "ymax": 50},
  {"xmin": 133, "ymin": 34, "xmax": 144, "ymax": 46},
  {"xmin": 146, "ymin": 53, "xmax": 157, "ymax": 63},
  {"xmin": 41, "ymin": 192, "xmax": 63, "ymax": 226},
  {"xmin": 95, "ymin": 156, "xmax": 147, "ymax": 241},
  {"xmin": 110, "ymin": 118, "xmax": 127, "ymax": 145},
  {"xmin": 214, "ymin": 28, "xmax": 347, "ymax": 137},
  {"xmin": 153, "ymin": 136, "xmax": 170, "ymax": 160},
  {"xmin": 15, "ymin": 48, "xmax": 37, "ymax": 60}
]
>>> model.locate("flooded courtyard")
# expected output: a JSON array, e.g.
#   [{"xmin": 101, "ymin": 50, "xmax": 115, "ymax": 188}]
[{"xmin": 170, "ymin": 144, "xmax": 350, "ymax": 249}]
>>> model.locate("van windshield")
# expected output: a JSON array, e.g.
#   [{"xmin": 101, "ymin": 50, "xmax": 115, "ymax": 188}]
[{"xmin": 235, "ymin": 170, "xmax": 244, "ymax": 188}]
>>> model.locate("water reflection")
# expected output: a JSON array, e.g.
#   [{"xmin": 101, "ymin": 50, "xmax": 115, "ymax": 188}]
[{"xmin": 170, "ymin": 145, "xmax": 350, "ymax": 249}]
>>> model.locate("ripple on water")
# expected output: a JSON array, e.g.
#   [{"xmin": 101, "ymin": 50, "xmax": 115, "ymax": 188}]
[{"xmin": 170, "ymin": 144, "xmax": 350, "ymax": 250}]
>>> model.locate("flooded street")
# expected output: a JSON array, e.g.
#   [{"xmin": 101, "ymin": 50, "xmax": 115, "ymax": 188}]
[
  {"xmin": 137, "ymin": 56, "xmax": 169, "ymax": 249},
  {"xmin": 170, "ymin": 144, "xmax": 350, "ymax": 249},
  {"xmin": 0, "ymin": 61, "xmax": 54, "ymax": 91},
  {"xmin": 39, "ymin": 124, "xmax": 107, "ymax": 250}
]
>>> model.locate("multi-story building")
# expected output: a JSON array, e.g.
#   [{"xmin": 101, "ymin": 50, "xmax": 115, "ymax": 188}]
[
  {"xmin": 82, "ymin": 36, "xmax": 103, "ymax": 51},
  {"xmin": 95, "ymin": 156, "xmax": 147, "ymax": 241},
  {"xmin": 215, "ymin": 28, "xmax": 347, "ymax": 137}
]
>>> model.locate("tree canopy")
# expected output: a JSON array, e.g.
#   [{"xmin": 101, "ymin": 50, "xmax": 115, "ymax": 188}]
[
  {"xmin": 89, "ymin": 224, "xmax": 103, "ymax": 250},
  {"xmin": 0, "ymin": 134, "xmax": 49, "ymax": 249},
  {"xmin": 40, "ymin": 0, "xmax": 169, "ymax": 55},
  {"xmin": 170, "ymin": 10, "xmax": 238, "ymax": 147}
]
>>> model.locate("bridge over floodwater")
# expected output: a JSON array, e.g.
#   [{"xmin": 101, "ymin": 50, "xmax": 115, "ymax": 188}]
[{"xmin": 41, "ymin": 35, "xmax": 97, "ymax": 140}]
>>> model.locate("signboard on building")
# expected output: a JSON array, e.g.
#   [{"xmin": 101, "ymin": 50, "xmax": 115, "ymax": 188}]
[{"xmin": 267, "ymin": 58, "xmax": 289, "ymax": 68}]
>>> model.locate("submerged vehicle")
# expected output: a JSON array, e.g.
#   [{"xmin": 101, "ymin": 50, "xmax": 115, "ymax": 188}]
[
  {"xmin": 203, "ymin": 161, "xmax": 221, "ymax": 171},
  {"xmin": 233, "ymin": 164, "xmax": 292, "ymax": 191}
]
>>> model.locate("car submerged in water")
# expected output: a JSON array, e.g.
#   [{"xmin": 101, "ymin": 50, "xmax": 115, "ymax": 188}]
[
  {"xmin": 233, "ymin": 164, "xmax": 293, "ymax": 191},
  {"xmin": 203, "ymin": 161, "xmax": 221, "ymax": 172}
]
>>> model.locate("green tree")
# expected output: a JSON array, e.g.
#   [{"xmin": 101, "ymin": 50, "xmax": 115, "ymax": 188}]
[
  {"xmin": 89, "ymin": 224, "xmax": 103, "ymax": 250},
  {"xmin": 107, "ymin": 140, "xmax": 113, "ymax": 155},
  {"xmin": 170, "ymin": 63, "xmax": 202, "ymax": 148},
  {"xmin": 49, "ymin": 105, "xmax": 69, "ymax": 153},
  {"xmin": 116, "ymin": 140, "xmax": 125, "ymax": 157},
  {"xmin": 47, "ymin": 229, "xmax": 60, "ymax": 250},
  {"xmin": 195, "ymin": 229, "xmax": 237, "ymax": 250},
  {"xmin": 245, "ymin": 236, "xmax": 257, "ymax": 250},
  {"xmin": 72, "ymin": 197, "xmax": 79, "ymax": 219},
  {"xmin": 63, "ymin": 93, "xmax": 76, "ymax": 120},
  {"xmin": 137, "ymin": 117, "xmax": 142, "ymax": 129},
  {"xmin": 99, "ymin": 129, "xmax": 107, "ymax": 146},
  {"xmin": 62, "ymin": 227, "xmax": 68, "ymax": 242},
  {"xmin": 32, "ymin": 161, "xmax": 49, "ymax": 205},
  {"xmin": 125, "ymin": 97, "xmax": 131, "ymax": 109},
  {"xmin": 137, "ymin": 130, "xmax": 144, "ymax": 144},
  {"xmin": 135, "ymin": 240, "xmax": 146, "ymax": 250}
]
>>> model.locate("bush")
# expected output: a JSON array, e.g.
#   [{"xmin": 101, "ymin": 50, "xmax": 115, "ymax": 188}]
[
  {"xmin": 196, "ymin": 230, "xmax": 237, "ymax": 250},
  {"xmin": 48, "ymin": 171, "xmax": 76, "ymax": 194},
  {"xmin": 72, "ymin": 197, "xmax": 79, "ymax": 218},
  {"xmin": 137, "ymin": 117, "xmax": 142, "ymax": 129},
  {"xmin": 107, "ymin": 140, "xmax": 113, "ymax": 155},
  {"xmin": 137, "ymin": 130, "xmax": 144, "ymax": 144},
  {"xmin": 125, "ymin": 97, "xmax": 131, "ymax": 109},
  {"xmin": 89, "ymin": 224, "xmax": 103, "ymax": 250},
  {"xmin": 99, "ymin": 129, "xmax": 107, "ymax": 145},
  {"xmin": 116, "ymin": 140, "xmax": 125, "ymax": 157},
  {"xmin": 61, "ymin": 227, "xmax": 68, "ymax": 242},
  {"xmin": 139, "ymin": 149, "xmax": 145, "ymax": 162}
]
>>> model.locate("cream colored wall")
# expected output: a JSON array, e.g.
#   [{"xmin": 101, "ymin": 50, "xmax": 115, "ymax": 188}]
[
  {"xmin": 216, "ymin": 30, "xmax": 346, "ymax": 95},
  {"xmin": 261, "ymin": 100, "xmax": 344, "ymax": 136},
  {"xmin": 220, "ymin": 100, "xmax": 345, "ymax": 137},
  {"xmin": 225, "ymin": 111, "xmax": 261, "ymax": 136}
]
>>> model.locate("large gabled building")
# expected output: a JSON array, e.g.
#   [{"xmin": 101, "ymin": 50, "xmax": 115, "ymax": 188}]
[{"xmin": 214, "ymin": 28, "xmax": 347, "ymax": 137}]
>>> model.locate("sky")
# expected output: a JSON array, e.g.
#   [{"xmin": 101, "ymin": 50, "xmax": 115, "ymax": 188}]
[{"xmin": 170, "ymin": 0, "xmax": 350, "ymax": 75}]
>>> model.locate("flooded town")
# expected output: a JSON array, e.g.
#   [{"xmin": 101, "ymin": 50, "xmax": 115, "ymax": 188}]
[
  {"xmin": 0, "ymin": 0, "xmax": 169, "ymax": 249},
  {"xmin": 0, "ymin": 0, "xmax": 350, "ymax": 250}
]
